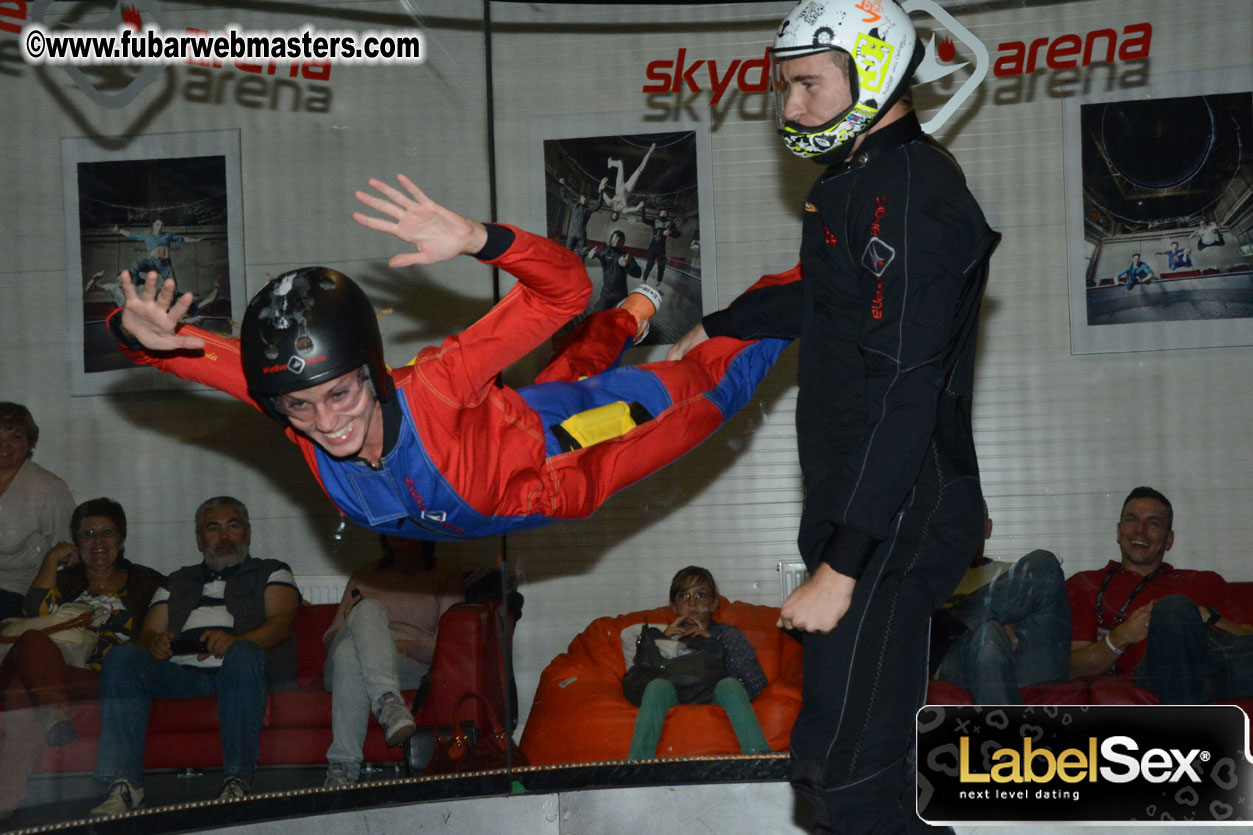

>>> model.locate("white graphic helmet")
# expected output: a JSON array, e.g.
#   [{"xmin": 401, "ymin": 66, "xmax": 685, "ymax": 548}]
[{"xmin": 772, "ymin": 0, "xmax": 925, "ymax": 164}]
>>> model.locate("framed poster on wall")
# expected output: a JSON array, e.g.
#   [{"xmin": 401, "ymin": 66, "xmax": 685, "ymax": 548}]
[
  {"xmin": 63, "ymin": 129, "xmax": 246, "ymax": 395},
  {"xmin": 529, "ymin": 111, "xmax": 714, "ymax": 351},
  {"xmin": 1065, "ymin": 70, "xmax": 1253, "ymax": 354}
]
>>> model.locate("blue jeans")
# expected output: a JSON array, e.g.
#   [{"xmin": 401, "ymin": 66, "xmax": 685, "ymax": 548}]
[
  {"xmin": 323, "ymin": 600, "xmax": 427, "ymax": 779},
  {"xmin": 935, "ymin": 550, "xmax": 1071, "ymax": 704},
  {"xmin": 1135, "ymin": 594, "xmax": 1253, "ymax": 704},
  {"xmin": 94, "ymin": 641, "xmax": 269, "ymax": 785}
]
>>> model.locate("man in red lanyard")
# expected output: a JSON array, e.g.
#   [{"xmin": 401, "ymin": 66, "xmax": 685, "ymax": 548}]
[{"xmin": 1066, "ymin": 486, "xmax": 1253, "ymax": 703}]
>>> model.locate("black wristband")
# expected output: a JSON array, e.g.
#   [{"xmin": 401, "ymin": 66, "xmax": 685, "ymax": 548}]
[
  {"xmin": 473, "ymin": 223, "xmax": 515, "ymax": 261},
  {"xmin": 1205, "ymin": 605, "xmax": 1221, "ymax": 626},
  {"xmin": 106, "ymin": 308, "xmax": 144, "ymax": 350}
]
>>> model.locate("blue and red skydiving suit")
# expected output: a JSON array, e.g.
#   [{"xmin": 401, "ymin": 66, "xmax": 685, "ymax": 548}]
[{"xmin": 110, "ymin": 225, "xmax": 789, "ymax": 541}]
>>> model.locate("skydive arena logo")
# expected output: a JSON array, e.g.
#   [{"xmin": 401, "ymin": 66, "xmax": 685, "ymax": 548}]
[{"xmin": 918, "ymin": 705, "xmax": 1253, "ymax": 823}]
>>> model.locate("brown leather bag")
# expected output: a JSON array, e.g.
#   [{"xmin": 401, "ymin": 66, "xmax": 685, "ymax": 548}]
[{"xmin": 426, "ymin": 691, "xmax": 528, "ymax": 775}]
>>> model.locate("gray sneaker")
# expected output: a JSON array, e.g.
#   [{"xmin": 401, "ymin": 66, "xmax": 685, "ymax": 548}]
[
  {"xmin": 323, "ymin": 762, "xmax": 357, "ymax": 789},
  {"xmin": 217, "ymin": 775, "xmax": 249, "ymax": 801},
  {"xmin": 89, "ymin": 780, "xmax": 144, "ymax": 816},
  {"xmin": 377, "ymin": 692, "xmax": 417, "ymax": 747},
  {"xmin": 44, "ymin": 707, "xmax": 77, "ymax": 747}
]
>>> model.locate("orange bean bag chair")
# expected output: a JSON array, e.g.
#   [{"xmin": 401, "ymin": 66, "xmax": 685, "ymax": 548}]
[{"xmin": 520, "ymin": 599, "xmax": 803, "ymax": 765}]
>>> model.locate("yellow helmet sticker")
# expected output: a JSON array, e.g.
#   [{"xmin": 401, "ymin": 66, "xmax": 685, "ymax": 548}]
[{"xmin": 854, "ymin": 33, "xmax": 894, "ymax": 93}]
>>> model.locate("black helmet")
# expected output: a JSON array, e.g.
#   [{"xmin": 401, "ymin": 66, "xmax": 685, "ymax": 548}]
[{"xmin": 240, "ymin": 267, "xmax": 391, "ymax": 424}]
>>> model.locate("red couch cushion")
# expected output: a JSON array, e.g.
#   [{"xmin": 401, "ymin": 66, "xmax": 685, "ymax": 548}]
[
  {"xmin": 268, "ymin": 686, "xmax": 419, "ymax": 729},
  {"xmin": 926, "ymin": 679, "xmax": 972, "ymax": 705},
  {"xmin": 149, "ymin": 695, "xmax": 231, "ymax": 733},
  {"xmin": 294, "ymin": 603, "xmax": 338, "ymax": 687},
  {"xmin": 1088, "ymin": 676, "xmax": 1159, "ymax": 705},
  {"xmin": 1227, "ymin": 582, "xmax": 1253, "ymax": 623},
  {"xmin": 268, "ymin": 689, "xmax": 336, "ymax": 728},
  {"xmin": 1022, "ymin": 679, "xmax": 1089, "ymax": 704}
]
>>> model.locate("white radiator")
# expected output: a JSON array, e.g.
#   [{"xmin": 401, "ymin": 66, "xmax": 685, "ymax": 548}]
[
  {"xmin": 777, "ymin": 560, "xmax": 809, "ymax": 604},
  {"xmin": 296, "ymin": 575, "xmax": 349, "ymax": 606}
]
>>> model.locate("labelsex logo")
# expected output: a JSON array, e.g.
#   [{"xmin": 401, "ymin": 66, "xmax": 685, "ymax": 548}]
[{"xmin": 960, "ymin": 735, "xmax": 1206, "ymax": 784}]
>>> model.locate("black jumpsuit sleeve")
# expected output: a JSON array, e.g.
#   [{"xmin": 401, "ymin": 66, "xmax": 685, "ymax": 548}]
[{"xmin": 701, "ymin": 281, "xmax": 804, "ymax": 341}]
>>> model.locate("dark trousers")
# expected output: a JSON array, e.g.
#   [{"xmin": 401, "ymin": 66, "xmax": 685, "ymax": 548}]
[
  {"xmin": 593, "ymin": 269, "xmax": 628, "ymax": 312},
  {"xmin": 642, "ymin": 247, "xmax": 667, "ymax": 284},
  {"xmin": 789, "ymin": 451, "xmax": 979, "ymax": 834},
  {"xmin": 1135, "ymin": 593, "xmax": 1253, "ymax": 704}
]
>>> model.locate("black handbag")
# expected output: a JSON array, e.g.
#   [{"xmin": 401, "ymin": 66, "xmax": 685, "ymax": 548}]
[{"xmin": 622, "ymin": 622, "xmax": 728, "ymax": 707}]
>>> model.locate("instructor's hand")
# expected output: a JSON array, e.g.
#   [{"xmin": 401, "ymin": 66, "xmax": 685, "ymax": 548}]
[
  {"xmin": 353, "ymin": 174, "xmax": 488, "ymax": 267},
  {"xmin": 778, "ymin": 563, "xmax": 856, "ymax": 634},
  {"xmin": 119, "ymin": 271, "xmax": 206, "ymax": 352},
  {"xmin": 666, "ymin": 323, "xmax": 709, "ymax": 361}
]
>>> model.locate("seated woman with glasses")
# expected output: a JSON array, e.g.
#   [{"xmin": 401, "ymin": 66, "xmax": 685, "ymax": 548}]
[
  {"xmin": 0, "ymin": 498, "xmax": 162, "ymax": 819},
  {"xmin": 624, "ymin": 566, "xmax": 771, "ymax": 760}
]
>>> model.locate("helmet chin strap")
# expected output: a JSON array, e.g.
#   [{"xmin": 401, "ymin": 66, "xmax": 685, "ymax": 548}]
[
  {"xmin": 859, "ymin": 37, "xmax": 927, "ymax": 138},
  {"xmin": 781, "ymin": 38, "xmax": 926, "ymax": 167}
]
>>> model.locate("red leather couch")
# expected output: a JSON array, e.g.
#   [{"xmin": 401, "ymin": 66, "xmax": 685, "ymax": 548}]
[
  {"xmin": 28, "ymin": 603, "xmax": 408, "ymax": 775},
  {"xmin": 520, "ymin": 599, "xmax": 802, "ymax": 765},
  {"xmin": 925, "ymin": 581, "xmax": 1253, "ymax": 726}
]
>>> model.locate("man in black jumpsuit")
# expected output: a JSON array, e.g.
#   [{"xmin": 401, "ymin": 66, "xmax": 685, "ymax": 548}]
[
  {"xmin": 641, "ymin": 209, "xmax": 681, "ymax": 288},
  {"xmin": 589, "ymin": 229, "xmax": 642, "ymax": 311},
  {"xmin": 670, "ymin": 1, "xmax": 998, "ymax": 831}
]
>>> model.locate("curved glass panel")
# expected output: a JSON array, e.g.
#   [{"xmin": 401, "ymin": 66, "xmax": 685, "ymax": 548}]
[{"xmin": 6, "ymin": 0, "xmax": 1252, "ymax": 832}]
